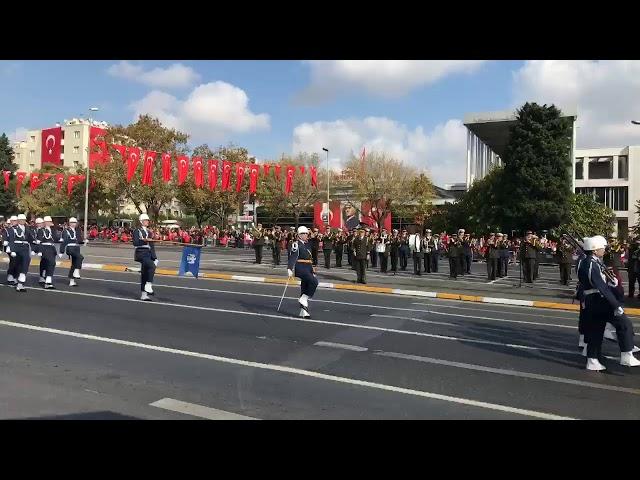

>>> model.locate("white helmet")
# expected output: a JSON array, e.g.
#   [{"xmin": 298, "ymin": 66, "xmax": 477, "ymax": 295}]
[
  {"xmin": 139, "ymin": 213, "xmax": 150, "ymax": 222},
  {"xmin": 17, "ymin": 214, "xmax": 26, "ymax": 221},
  {"xmin": 69, "ymin": 217, "xmax": 78, "ymax": 223},
  {"xmin": 35, "ymin": 218, "xmax": 44, "ymax": 224},
  {"xmin": 9, "ymin": 216, "xmax": 17, "ymax": 222},
  {"xmin": 43, "ymin": 216, "xmax": 52, "ymax": 222},
  {"xmin": 297, "ymin": 226, "xmax": 309, "ymax": 234},
  {"xmin": 583, "ymin": 236, "xmax": 607, "ymax": 251}
]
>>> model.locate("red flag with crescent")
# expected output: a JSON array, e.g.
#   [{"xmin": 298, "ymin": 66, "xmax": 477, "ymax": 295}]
[
  {"xmin": 3, "ymin": 171, "xmax": 11, "ymax": 190},
  {"xmin": 285, "ymin": 165, "xmax": 295, "ymax": 194},
  {"xmin": 67, "ymin": 175, "xmax": 79, "ymax": 196},
  {"xmin": 263, "ymin": 164, "xmax": 271, "ymax": 177},
  {"xmin": 126, "ymin": 147, "xmax": 141, "ymax": 183},
  {"xmin": 274, "ymin": 165, "xmax": 281, "ymax": 181},
  {"xmin": 16, "ymin": 171, "xmax": 26, "ymax": 196},
  {"xmin": 208, "ymin": 159, "xmax": 218, "ymax": 191},
  {"xmin": 310, "ymin": 166, "xmax": 318, "ymax": 188},
  {"xmin": 142, "ymin": 151, "xmax": 156, "ymax": 185},
  {"xmin": 249, "ymin": 164, "xmax": 259, "ymax": 194},
  {"xmin": 177, "ymin": 155, "xmax": 189, "ymax": 185},
  {"xmin": 221, "ymin": 161, "xmax": 232, "ymax": 190},
  {"xmin": 299, "ymin": 166, "xmax": 305, "ymax": 175},
  {"xmin": 29, "ymin": 172, "xmax": 42, "ymax": 193},
  {"xmin": 193, "ymin": 156, "xmax": 204, "ymax": 188},
  {"xmin": 89, "ymin": 127, "xmax": 108, "ymax": 168},
  {"xmin": 55, "ymin": 173, "xmax": 65, "ymax": 192},
  {"xmin": 111, "ymin": 144, "xmax": 127, "ymax": 161},
  {"xmin": 161, "ymin": 153, "xmax": 172, "ymax": 183},
  {"xmin": 235, "ymin": 163, "xmax": 246, "ymax": 193},
  {"xmin": 41, "ymin": 127, "xmax": 62, "ymax": 165}
]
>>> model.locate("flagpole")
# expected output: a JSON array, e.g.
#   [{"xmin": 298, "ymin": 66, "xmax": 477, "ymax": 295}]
[{"xmin": 322, "ymin": 147, "xmax": 329, "ymax": 228}]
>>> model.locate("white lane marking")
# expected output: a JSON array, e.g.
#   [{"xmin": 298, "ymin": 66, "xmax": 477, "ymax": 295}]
[
  {"xmin": 410, "ymin": 302, "xmax": 580, "ymax": 320},
  {"xmin": 375, "ymin": 351, "xmax": 640, "ymax": 396},
  {"xmin": 231, "ymin": 275, "xmax": 265, "ymax": 282},
  {"xmin": 150, "ymin": 398, "xmax": 257, "ymax": 420},
  {"xmin": 371, "ymin": 314, "xmax": 455, "ymax": 327},
  {"xmin": 393, "ymin": 289, "xmax": 438, "ymax": 298},
  {"xmin": 314, "ymin": 341, "xmax": 368, "ymax": 352},
  {"xmin": 482, "ymin": 297, "xmax": 533, "ymax": 307},
  {"xmin": 13, "ymin": 285, "xmax": 584, "ymax": 357},
  {"xmin": 0, "ymin": 319, "xmax": 572, "ymax": 420}
]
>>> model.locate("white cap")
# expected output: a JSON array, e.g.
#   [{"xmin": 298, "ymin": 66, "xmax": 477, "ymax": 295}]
[
  {"xmin": 43, "ymin": 216, "xmax": 52, "ymax": 222},
  {"xmin": 69, "ymin": 217, "xmax": 78, "ymax": 223},
  {"xmin": 35, "ymin": 218, "xmax": 44, "ymax": 224},
  {"xmin": 17, "ymin": 214, "xmax": 26, "ymax": 220},
  {"xmin": 9, "ymin": 216, "xmax": 17, "ymax": 221},
  {"xmin": 583, "ymin": 236, "xmax": 607, "ymax": 251},
  {"xmin": 297, "ymin": 226, "xmax": 309, "ymax": 234},
  {"xmin": 139, "ymin": 213, "xmax": 150, "ymax": 221}
]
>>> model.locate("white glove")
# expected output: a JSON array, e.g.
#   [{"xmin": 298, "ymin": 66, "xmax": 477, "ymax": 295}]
[
  {"xmin": 10, "ymin": 252, "xmax": 16, "ymax": 257},
  {"xmin": 154, "ymin": 259, "xmax": 159, "ymax": 266},
  {"xmin": 609, "ymin": 277, "xmax": 619, "ymax": 287},
  {"xmin": 58, "ymin": 253, "xmax": 63, "ymax": 258},
  {"xmin": 37, "ymin": 252, "xmax": 42, "ymax": 257},
  {"xmin": 2, "ymin": 241, "xmax": 7, "ymax": 247},
  {"xmin": 287, "ymin": 269, "xmax": 293, "ymax": 278},
  {"xmin": 30, "ymin": 251, "xmax": 35, "ymax": 256},
  {"xmin": 615, "ymin": 307, "xmax": 624, "ymax": 317}
]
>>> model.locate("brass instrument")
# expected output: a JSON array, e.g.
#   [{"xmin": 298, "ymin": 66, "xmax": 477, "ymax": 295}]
[
  {"xmin": 252, "ymin": 226, "xmax": 263, "ymax": 240},
  {"xmin": 561, "ymin": 233, "xmax": 617, "ymax": 283}
]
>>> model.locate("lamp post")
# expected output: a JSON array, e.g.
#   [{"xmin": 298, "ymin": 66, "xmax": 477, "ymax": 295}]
[
  {"xmin": 84, "ymin": 107, "xmax": 99, "ymax": 241},
  {"xmin": 322, "ymin": 147, "xmax": 329, "ymax": 226}
]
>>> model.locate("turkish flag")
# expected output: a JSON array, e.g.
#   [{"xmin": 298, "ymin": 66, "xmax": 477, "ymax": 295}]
[
  {"xmin": 193, "ymin": 156, "xmax": 204, "ymax": 188},
  {"xmin": 208, "ymin": 159, "xmax": 218, "ymax": 191},
  {"xmin": 313, "ymin": 202, "xmax": 326, "ymax": 233},
  {"xmin": 161, "ymin": 153, "xmax": 172, "ymax": 183},
  {"xmin": 310, "ymin": 166, "xmax": 318, "ymax": 188},
  {"xmin": 126, "ymin": 147, "xmax": 141, "ymax": 183},
  {"xmin": 89, "ymin": 127, "xmax": 108, "ymax": 168},
  {"xmin": 274, "ymin": 165, "xmax": 281, "ymax": 181},
  {"xmin": 29, "ymin": 173, "xmax": 42, "ymax": 193},
  {"xmin": 15, "ymin": 171, "xmax": 26, "ymax": 196},
  {"xmin": 177, "ymin": 155, "xmax": 189, "ymax": 185},
  {"xmin": 67, "ymin": 175, "xmax": 78, "ymax": 196},
  {"xmin": 235, "ymin": 163, "xmax": 246, "ymax": 193},
  {"xmin": 142, "ymin": 151, "xmax": 156, "ymax": 185},
  {"xmin": 221, "ymin": 161, "xmax": 232, "ymax": 190},
  {"xmin": 111, "ymin": 144, "xmax": 127, "ymax": 161},
  {"xmin": 263, "ymin": 164, "xmax": 271, "ymax": 177},
  {"xmin": 3, "ymin": 171, "xmax": 11, "ymax": 190},
  {"xmin": 329, "ymin": 200, "xmax": 342, "ymax": 229},
  {"xmin": 299, "ymin": 166, "xmax": 305, "ymax": 175},
  {"xmin": 41, "ymin": 127, "xmax": 62, "ymax": 165},
  {"xmin": 249, "ymin": 164, "xmax": 259, "ymax": 194},
  {"xmin": 55, "ymin": 173, "xmax": 65, "ymax": 192},
  {"xmin": 285, "ymin": 165, "xmax": 295, "ymax": 194}
]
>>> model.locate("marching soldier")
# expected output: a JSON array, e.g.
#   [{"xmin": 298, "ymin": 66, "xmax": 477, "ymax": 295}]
[
  {"xmin": 448, "ymin": 233, "xmax": 461, "ymax": 279},
  {"xmin": 133, "ymin": 213, "xmax": 158, "ymax": 301},
  {"xmin": 32, "ymin": 217, "xmax": 45, "ymax": 284},
  {"xmin": 268, "ymin": 225, "xmax": 283, "ymax": 266},
  {"xmin": 334, "ymin": 230, "xmax": 345, "ymax": 268},
  {"xmin": 7, "ymin": 214, "xmax": 34, "ymax": 292},
  {"xmin": 556, "ymin": 237, "xmax": 574, "ymax": 285},
  {"xmin": 409, "ymin": 229, "xmax": 422, "ymax": 276},
  {"xmin": 399, "ymin": 230, "xmax": 409, "ymax": 271},
  {"xmin": 352, "ymin": 226, "xmax": 369, "ymax": 284},
  {"xmin": 389, "ymin": 229, "xmax": 400, "ymax": 274},
  {"xmin": 486, "ymin": 233, "xmax": 498, "ymax": 281},
  {"xmin": 628, "ymin": 236, "xmax": 640, "ymax": 298},
  {"xmin": 520, "ymin": 231, "xmax": 537, "ymax": 283},
  {"xmin": 4, "ymin": 216, "xmax": 18, "ymax": 284},
  {"xmin": 252, "ymin": 224, "xmax": 265, "ymax": 264},
  {"xmin": 36, "ymin": 215, "xmax": 60, "ymax": 289},
  {"xmin": 322, "ymin": 229, "xmax": 334, "ymax": 269},
  {"xmin": 287, "ymin": 226, "xmax": 318, "ymax": 318},
  {"xmin": 60, "ymin": 217, "xmax": 84, "ymax": 286}
]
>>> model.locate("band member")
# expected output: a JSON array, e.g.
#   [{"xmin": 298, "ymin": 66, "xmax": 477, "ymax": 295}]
[
  {"xmin": 309, "ymin": 227, "xmax": 320, "ymax": 266},
  {"xmin": 268, "ymin": 226, "xmax": 282, "ymax": 266},
  {"xmin": 322, "ymin": 229, "xmax": 334, "ymax": 269},
  {"xmin": 287, "ymin": 226, "xmax": 319, "ymax": 317},
  {"xmin": 556, "ymin": 237, "xmax": 574, "ymax": 286},
  {"xmin": 252, "ymin": 224, "xmax": 265, "ymax": 264},
  {"xmin": 7, "ymin": 214, "xmax": 34, "ymax": 292},
  {"xmin": 409, "ymin": 229, "xmax": 422, "ymax": 275},
  {"xmin": 461, "ymin": 231, "xmax": 472, "ymax": 275},
  {"xmin": 431, "ymin": 234, "xmax": 440, "ymax": 272},
  {"xmin": 61, "ymin": 217, "xmax": 84, "ymax": 286},
  {"xmin": 4, "ymin": 216, "xmax": 18, "ymax": 284},
  {"xmin": 486, "ymin": 233, "xmax": 498, "ymax": 280},
  {"xmin": 346, "ymin": 229, "xmax": 354, "ymax": 267},
  {"xmin": 368, "ymin": 230, "xmax": 378, "ymax": 269},
  {"xmin": 456, "ymin": 229, "xmax": 466, "ymax": 275},
  {"xmin": 520, "ymin": 231, "xmax": 537, "ymax": 283},
  {"xmin": 389, "ymin": 229, "xmax": 400, "ymax": 274},
  {"xmin": 377, "ymin": 229, "xmax": 390, "ymax": 273},
  {"xmin": 36, "ymin": 215, "xmax": 60, "ymax": 289},
  {"xmin": 334, "ymin": 230, "xmax": 345, "ymax": 268},
  {"xmin": 498, "ymin": 234, "xmax": 509, "ymax": 277},
  {"xmin": 399, "ymin": 230, "xmax": 409, "ymax": 271},
  {"xmin": 532, "ymin": 235, "xmax": 541, "ymax": 281},
  {"xmin": 133, "ymin": 213, "xmax": 157, "ymax": 301},
  {"xmin": 32, "ymin": 217, "xmax": 45, "ymax": 283},
  {"xmin": 352, "ymin": 226, "xmax": 369, "ymax": 284},
  {"xmin": 448, "ymin": 233, "xmax": 461, "ymax": 279},
  {"xmin": 423, "ymin": 229, "xmax": 436, "ymax": 273}
]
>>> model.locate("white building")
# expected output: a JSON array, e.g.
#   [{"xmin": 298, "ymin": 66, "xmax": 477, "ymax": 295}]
[{"xmin": 573, "ymin": 146, "xmax": 640, "ymax": 238}]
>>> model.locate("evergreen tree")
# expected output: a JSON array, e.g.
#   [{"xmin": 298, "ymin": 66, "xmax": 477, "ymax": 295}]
[{"xmin": 0, "ymin": 133, "xmax": 18, "ymax": 216}]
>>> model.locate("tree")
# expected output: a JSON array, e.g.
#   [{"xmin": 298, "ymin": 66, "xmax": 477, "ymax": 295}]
[
  {"xmin": 18, "ymin": 164, "xmax": 73, "ymax": 217},
  {"xmin": 448, "ymin": 167, "xmax": 504, "ymax": 234},
  {"xmin": 0, "ymin": 133, "xmax": 18, "ymax": 216},
  {"xmin": 394, "ymin": 173, "xmax": 435, "ymax": 231},
  {"xmin": 554, "ymin": 193, "xmax": 616, "ymax": 239},
  {"xmin": 94, "ymin": 115, "xmax": 190, "ymax": 223},
  {"xmin": 497, "ymin": 102, "xmax": 573, "ymax": 232}
]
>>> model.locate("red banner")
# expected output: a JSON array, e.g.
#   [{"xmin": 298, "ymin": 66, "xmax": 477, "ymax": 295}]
[
  {"xmin": 208, "ymin": 159, "xmax": 218, "ymax": 191},
  {"xmin": 263, "ymin": 164, "xmax": 271, "ymax": 177},
  {"xmin": 110, "ymin": 144, "xmax": 127, "ymax": 161},
  {"xmin": 161, "ymin": 153, "xmax": 172, "ymax": 183},
  {"xmin": 299, "ymin": 166, "xmax": 305, "ymax": 175},
  {"xmin": 55, "ymin": 173, "xmax": 65, "ymax": 192},
  {"xmin": 142, "ymin": 151, "xmax": 156, "ymax": 185},
  {"xmin": 3, "ymin": 171, "xmax": 10, "ymax": 190},
  {"xmin": 41, "ymin": 127, "xmax": 62, "ymax": 165},
  {"xmin": 361, "ymin": 200, "xmax": 392, "ymax": 232},
  {"xmin": 235, "ymin": 163, "xmax": 246, "ymax": 193},
  {"xmin": 126, "ymin": 147, "xmax": 141, "ymax": 183},
  {"xmin": 285, "ymin": 165, "xmax": 295, "ymax": 194},
  {"xmin": 42, "ymin": 173, "xmax": 52, "ymax": 182},
  {"xmin": 177, "ymin": 155, "xmax": 189, "ymax": 185},
  {"xmin": 274, "ymin": 164, "xmax": 281, "ymax": 181},
  {"xmin": 15, "ymin": 171, "xmax": 26, "ymax": 196},
  {"xmin": 221, "ymin": 161, "xmax": 232, "ymax": 191},
  {"xmin": 193, "ymin": 156, "xmax": 204, "ymax": 188},
  {"xmin": 29, "ymin": 173, "xmax": 43, "ymax": 193},
  {"xmin": 249, "ymin": 164, "xmax": 259, "ymax": 194},
  {"xmin": 67, "ymin": 175, "xmax": 78, "ymax": 196},
  {"xmin": 89, "ymin": 127, "xmax": 108, "ymax": 168},
  {"xmin": 310, "ymin": 166, "xmax": 317, "ymax": 188}
]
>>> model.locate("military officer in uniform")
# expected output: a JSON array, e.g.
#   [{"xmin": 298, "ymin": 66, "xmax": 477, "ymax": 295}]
[
  {"xmin": 410, "ymin": 230, "xmax": 422, "ymax": 276},
  {"xmin": 60, "ymin": 217, "xmax": 84, "ymax": 286},
  {"xmin": 287, "ymin": 226, "xmax": 318, "ymax": 318},
  {"xmin": 36, "ymin": 215, "xmax": 60, "ymax": 289},
  {"xmin": 448, "ymin": 233, "xmax": 461, "ymax": 279},
  {"xmin": 133, "ymin": 213, "xmax": 158, "ymax": 301},
  {"xmin": 627, "ymin": 236, "xmax": 640, "ymax": 298},
  {"xmin": 4, "ymin": 216, "xmax": 18, "ymax": 285},
  {"xmin": 309, "ymin": 228, "xmax": 320, "ymax": 266},
  {"xmin": 32, "ymin": 217, "xmax": 45, "ymax": 284},
  {"xmin": 322, "ymin": 229, "xmax": 334, "ymax": 269},
  {"xmin": 334, "ymin": 230, "xmax": 345, "ymax": 268},
  {"xmin": 352, "ymin": 226, "xmax": 369, "ymax": 284},
  {"xmin": 389, "ymin": 229, "xmax": 400, "ymax": 274},
  {"xmin": 461, "ymin": 231, "xmax": 472, "ymax": 275},
  {"xmin": 252, "ymin": 224, "xmax": 265, "ymax": 264},
  {"xmin": 399, "ymin": 230, "xmax": 409, "ymax": 271},
  {"xmin": 268, "ymin": 225, "xmax": 283, "ymax": 266},
  {"xmin": 520, "ymin": 231, "xmax": 537, "ymax": 283},
  {"xmin": 556, "ymin": 237, "xmax": 574, "ymax": 285},
  {"xmin": 7, "ymin": 214, "xmax": 34, "ymax": 292},
  {"xmin": 423, "ymin": 229, "xmax": 436, "ymax": 273},
  {"xmin": 431, "ymin": 234, "xmax": 440, "ymax": 272}
]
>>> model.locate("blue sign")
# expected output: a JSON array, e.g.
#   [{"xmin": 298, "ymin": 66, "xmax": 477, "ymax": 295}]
[{"xmin": 179, "ymin": 246, "xmax": 202, "ymax": 278}]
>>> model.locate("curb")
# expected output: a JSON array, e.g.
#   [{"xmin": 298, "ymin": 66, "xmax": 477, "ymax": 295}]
[{"xmin": 3, "ymin": 257, "xmax": 637, "ymax": 316}]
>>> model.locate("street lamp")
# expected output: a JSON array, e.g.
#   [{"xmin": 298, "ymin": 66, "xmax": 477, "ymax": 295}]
[
  {"xmin": 322, "ymin": 148, "xmax": 329, "ymax": 226},
  {"xmin": 84, "ymin": 107, "xmax": 99, "ymax": 241}
]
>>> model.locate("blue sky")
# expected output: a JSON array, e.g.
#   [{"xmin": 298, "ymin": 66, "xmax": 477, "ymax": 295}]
[{"xmin": 2, "ymin": 60, "xmax": 638, "ymax": 185}]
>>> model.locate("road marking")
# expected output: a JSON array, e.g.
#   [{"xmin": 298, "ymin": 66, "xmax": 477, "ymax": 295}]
[
  {"xmin": 13, "ymin": 285, "xmax": 584, "ymax": 356},
  {"xmin": 0, "ymin": 319, "xmax": 572, "ymax": 420},
  {"xmin": 375, "ymin": 351, "xmax": 640, "ymax": 396},
  {"xmin": 314, "ymin": 341, "xmax": 368, "ymax": 352},
  {"xmin": 370, "ymin": 314, "xmax": 455, "ymax": 327},
  {"xmin": 482, "ymin": 297, "xmax": 533, "ymax": 307},
  {"xmin": 411, "ymin": 302, "xmax": 579, "ymax": 320},
  {"xmin": 150, "ymin": 398, "xmax": 257, "ymax": 420}
]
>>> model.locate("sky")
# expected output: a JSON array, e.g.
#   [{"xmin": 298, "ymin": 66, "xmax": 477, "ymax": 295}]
[{"xmin": 1, "ymin": 60, "xmax": 639, "ymax": 186}]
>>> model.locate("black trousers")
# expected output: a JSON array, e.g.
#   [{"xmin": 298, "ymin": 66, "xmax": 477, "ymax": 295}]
[
  {"xmin": 296, "ymin": 265, "xmax": 318, "ymax": 298},
  {"xmin": 272, "ymin": 246, "xmax": 281, "ymax": 265},
  {"xmin": 66, "ymin": 246, "xmax": 84, "ymax": 277},
  {"xmin": 7, "ymin": 252, "xmax": 17, "ymax": 278},
  {"xmin": 335, "ymin": 247, "xmax": 343, "ymax": 267},
  {"xmin": 254, "ymin": 245, "xmax": 263, "ymax": 264},
  {"xmin": 559, "ymin": 263, "xmax": 571, "ymax": 285},
  {"xmin": 347, "ymin": 249, "xmax": 353, "ymax": 266},
  {"xmin": 379, "ymin": 252, "xmax": 388, "ymax": 273},
  {"xmin": 423, "ymin": 252, "xmax": 432, "ymax": 273},
  {"xmin": 311, "ymin": 248, "xmax": 318, "ymax": 266},
  {"xmin": 354, "ymin": 258, "xmax": 367, "ymax": 283},
  {"xmin": 584, "ymin": 295, "xmax": 634, "ymax": 358},
  {"xmin": 390, "ymin": 251, "xmax": 398, "ymax": 272},
  {"xmin": 487, "ymin": 258, "xmax": 497, "ymax": 280},
  {"xmin": 523, "ymin": 258, "xmax": 535, "ymax": 283},
  {"xmin": 323, "ymin": 249, "xmax": 332, "ymax": 269},
  {"xmin": 449, "ymin": 256, "xmax": 458, "ymax": 278},
  {"xmin": 534, "ymin": 260, "xmax": 540, "ymax": 280},
  {"xmin": 13, "ymin": 245, "xmax": 31, "ymax": 277},
  {"xmin": 496, "ymin": 257, "xmax": 503, "ymax": 277},
  {"xmin": 629, "ymin": 269, "xmax": 639, "ymax": 297},
  {"xmin": 399, "ymin": 250, "xmax": 408, "ymax": 270},
  {"xmin": 431, "ymin": 252, "xmax": 439, "ymax": 272},
  {"xmin": 39, "ymin": 246, "xmax": 57, "ymax": 278},
  {"xmin": 458, "ymin": 256, "xmax": 465, "ymax": 275},
  {"xmin": 412, "ymin": 252, "xmax": 422, "ymax": 275},
  {"xmin": 370, "ymin": 250, "xmax": 377, "ymax": 268},
  {"xmin": 500, "ymin": 257, "xmax": 508, "ymax": 277},
  {"xmin": 135, "ymin": 251, "xmax": 156, "ymax": 291},
  {"xmin": 464, "ymin": 254, "xmax": 472, "ymax": 274}
]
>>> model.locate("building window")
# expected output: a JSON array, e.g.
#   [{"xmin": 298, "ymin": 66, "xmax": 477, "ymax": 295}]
[
  {"xmin": 73, "ymin": 146, "xmax": 80, "ymax": 154},
  {"xmin": 29, "ymin": 150, "xmax": 34, "ymax": 158},
  {"xmin": 29, "ymin": 164, "xmax": 34, "ymax": 171},
  {"xmin": 618, "ymin": 155, "xmax": 628, "ymax": 179},
  {"xmin": 575, "ymin": 157, "xmax": 583, "ymax": 179},
  {"xmin": 575, "ymin": 186, "xmax": 628, "ymax": 211},
  {"xmin": 617, "ymin": 218, "xmax": 629, "ymax": 241},
  {"xmin": 588, "ymin": 156, "xmax": 613, "ymax": 179},
  {"xmin": 74, "ymin": 130, "xmax": 80, "ymax": 139},
  {"xmin": 74, "ymin": 161, "xmax": 79, "ymax": 168},
  {"xmin": 30, "ymin": 136, "xmax": 35, "ymax": 142}
]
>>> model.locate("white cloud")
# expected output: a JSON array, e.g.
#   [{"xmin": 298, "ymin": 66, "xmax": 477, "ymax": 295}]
[
  {"xmin": 130, "ymin": 81, "xmax": 270, "ymax": 140},
  {"xmin": 512, "ymin": 60, "xmax": 640, "ymax": 148},
  {"xmin": 107, "ymin": 61, "xmax": 201, "ymax": 89},
  {"xmin": 292, "ymin": 117, "xmax": 467, "ymax": 185},
  {"xmin": 297, "ymin": 60, "xmax": 487, "ymax": 103}
]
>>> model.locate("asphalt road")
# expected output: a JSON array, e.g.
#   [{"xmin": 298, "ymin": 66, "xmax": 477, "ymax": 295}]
[{"xmin": 0, "ymin": 263, "xmax": 639, "ymax": 420}]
